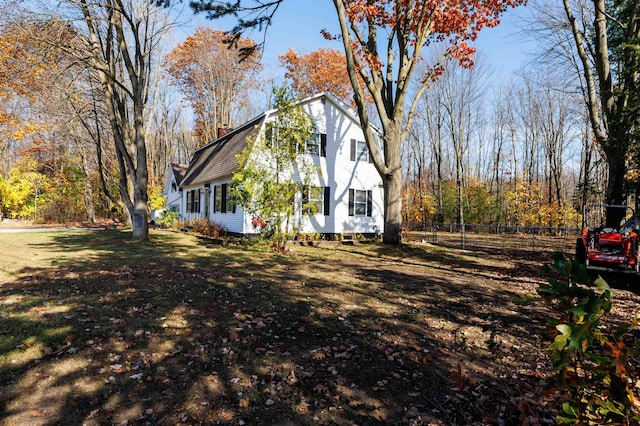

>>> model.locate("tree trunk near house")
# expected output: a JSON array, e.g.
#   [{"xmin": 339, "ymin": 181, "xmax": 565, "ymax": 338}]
[{"xmin": 383, "ymin": 145, "xmax": 403, "ymax": 244}]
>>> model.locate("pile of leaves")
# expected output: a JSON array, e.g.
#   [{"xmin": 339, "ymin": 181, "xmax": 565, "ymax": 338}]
[{"xmin": 1, "ymin": 230, "xmax": 638, "ymax": 425}]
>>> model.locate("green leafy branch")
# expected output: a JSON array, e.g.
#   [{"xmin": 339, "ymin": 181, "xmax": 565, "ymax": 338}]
[{"xmin": 539, "ymin": 253, "xmax": 640, "ymax": 425}]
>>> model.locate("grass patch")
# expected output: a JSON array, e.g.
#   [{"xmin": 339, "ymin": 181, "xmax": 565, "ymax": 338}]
[{"xmin": 0, "ymin": 228, "xmax": 614, "ymax": 425}]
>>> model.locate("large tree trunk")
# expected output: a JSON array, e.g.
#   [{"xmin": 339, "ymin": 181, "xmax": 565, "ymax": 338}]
[
  {"xmin": 604, "ymin": 148, "xmax": 627, "ymax": 227},
  {"xmin": 383, "ymin": 159, "xmax": 403, "ymax": 244}
]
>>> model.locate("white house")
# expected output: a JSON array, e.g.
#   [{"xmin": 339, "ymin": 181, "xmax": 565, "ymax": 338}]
[
  {"xmin": 163, "ymin": 163, "xmax": 188, "ymax": 213},
  {"xmin": 166, "ymin": 92, "xmax": 384, "ymax": 237}
]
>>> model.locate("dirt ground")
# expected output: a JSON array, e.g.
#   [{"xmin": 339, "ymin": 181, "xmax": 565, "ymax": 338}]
[{"xmin": 0, "ymin": 229, "xmax": 638, "ymax": 425}]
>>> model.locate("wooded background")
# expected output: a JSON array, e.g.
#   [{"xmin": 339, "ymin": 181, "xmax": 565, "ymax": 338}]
[{"xmin": 1, "ymin": 0, "xmax": 635, "ymax": 234}]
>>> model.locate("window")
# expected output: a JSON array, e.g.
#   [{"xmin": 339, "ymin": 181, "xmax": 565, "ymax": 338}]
[
  {"xmin": 306, "ymin": 133, "xmax": 320, "ymax": 155},
  {"xmin": 302, "ymin": 186, "xmax": 323, "ymax": 215},
  {"xmin": 224, "ymin": 184, "xmax": 235, "ymax": 213},
  {"xmin": 213, "ymin": 185, "xmax": 222, "ymax": 213},
  {"xmin": 265, "ymin": 124, "xmax": 297, "ymax": 152},
  {"xmin": 350, "ymin": 139, "xmax": 373, "ymax": 162},
  {"xmin": 301, "ymin": 186, "xmax": 331, "ymax": 216},
  {"xmin": 305, "ymin": 133, "xmax": 327, "ymax": 156},
  {"xmin": 171, "ymin": 182, "xmax": 177, "ymax": 192},
  {"xmin": 213, "ymin": 184, "xmax": 234, "ymax": 214},
  {"xmin": 266, "ymin": 123, "xmax": 326, "ymax": 157},
  {"xmin": 186, "ymin": 189, "xmax": 200, "ymax": 213},
  {"xmin": 348, "ymin": 189, "xmax": 372, "ymax": 217}
]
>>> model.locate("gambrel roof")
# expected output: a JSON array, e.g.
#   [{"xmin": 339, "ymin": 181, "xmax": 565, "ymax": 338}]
[
  {"xmin": 179, "ymin": 92, "xmax": 378, "ymax": 189},
  {"xmin": 180, "ymin": 114, "xmax": 265, "ymax": 187}
]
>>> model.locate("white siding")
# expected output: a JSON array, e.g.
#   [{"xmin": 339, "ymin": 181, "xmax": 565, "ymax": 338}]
[
  {"xmin": 300, "ymin": 97, "xmax": 384, "ymax": 234},
  {"xmin": 207, "ymin": 180, "xmax": 245, "ymax": 234},
  {"xmin": 175, "ymin": 93, "xmax": 384, "ymax": 236},
  {"xmin": 163, "ymin": 172, "xmax": 183, "ymax": 214}
]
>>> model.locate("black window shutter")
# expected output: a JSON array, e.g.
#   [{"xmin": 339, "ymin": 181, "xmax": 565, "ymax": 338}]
[
  {"xmin": 320, "ymin": 133, "xmax": 327, "ymax": 157},
  {"xmin": 221, "ymin": 184, "xmax": 227, "ymax": 213},
  {"xmin": 213, "ymin": 186, "xmax": 218, "ymax": 213},
  {"xmin": 366, "ymin": 190, "xmax": 373, "ymax": 217},
  {"xmin": 348, "ymin": 189, "xmax": 354, "ymax": 216},
  {"xmin": 350, "ymin": 139, "xmax": 356, "ymax": 161},
  {"xmin": 323, "ymin": 186, "xmax": 330, "ymax": 216}
]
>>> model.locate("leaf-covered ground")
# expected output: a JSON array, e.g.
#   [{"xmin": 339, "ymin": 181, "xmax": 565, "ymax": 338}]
[{"xmin": 0, "ymin": 230, "xmax": 638, "ymax": 425}]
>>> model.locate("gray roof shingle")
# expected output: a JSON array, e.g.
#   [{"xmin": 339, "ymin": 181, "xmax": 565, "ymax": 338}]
[
  {"xmin": 180, "ymin": 114, "xmax": 265, "ymax": 187},
  {"xmin": 170, "ymin": 163, "xmax": 188, "ymax": 186}
]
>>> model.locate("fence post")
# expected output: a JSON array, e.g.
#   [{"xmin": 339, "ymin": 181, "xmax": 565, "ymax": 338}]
[
  {"xmin": 461, "ymin": 223, "xmax": 466, "ymax": 250},
  {"xmin": 531, "ymin": 228, "xmax": 535, "ymax": 252}
]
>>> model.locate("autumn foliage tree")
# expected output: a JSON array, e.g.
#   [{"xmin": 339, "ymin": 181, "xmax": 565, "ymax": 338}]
[
  {"xmin": 191, "ymin": 0, "xmax": 525, "ymax": 244},
  {"xmin": 165, "ymin": 27, "xmax": 262, "ymax": 146},
  {"xmin": 279, "ymin": 48, "xmax": 353, "ymax": 101}
]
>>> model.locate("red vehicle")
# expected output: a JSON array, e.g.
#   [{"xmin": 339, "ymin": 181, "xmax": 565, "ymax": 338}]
[{"xmin": 576, "ymin": 205, "xmax": 640, "ymax": 273}]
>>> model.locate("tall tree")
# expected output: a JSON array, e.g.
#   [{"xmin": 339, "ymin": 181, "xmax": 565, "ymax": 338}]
[
  {"xmin": 560, "ymin": 0, "xmax": 640, "ymax": 225},
  {"xmin": 164, "ymin": 27, "xmax": 262, "ymax": 146},
  {"xmin": 190, "ymin": 0, "xmax": 524, "ymax": 244},
  {"xmin": 51, "ymin": 0, "xmax": 176, "ymax": 240},
  {"xmin": 439, "ymin": 60, "xmax": 487, "ymax": 245}
]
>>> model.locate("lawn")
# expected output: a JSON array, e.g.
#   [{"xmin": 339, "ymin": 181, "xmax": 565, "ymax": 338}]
[{"xmin": 0, "ymin": 229, "xmax": 638, "ymax": 425}]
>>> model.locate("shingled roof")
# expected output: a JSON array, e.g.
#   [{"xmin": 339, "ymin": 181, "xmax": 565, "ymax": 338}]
[
  {"xmin": 180, "ymin": 114, "xmax": 265, "ymax": 187},
  {"xmin": 170, "ymin": 163, "xmax": 188, "ymax": 186}
]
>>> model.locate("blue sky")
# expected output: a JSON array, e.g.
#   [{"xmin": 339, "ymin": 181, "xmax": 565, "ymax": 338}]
[{"xmin": 175, "ymin": 1, "xmax": 532, "ymax": 79}]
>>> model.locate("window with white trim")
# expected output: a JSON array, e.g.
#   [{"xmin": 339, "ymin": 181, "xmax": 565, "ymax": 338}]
[
  {"xmin": 348, "ymin": 189, "xmax": 372, "ymax": 217},
  {"xmin": 350, "ymin": 139, "xmax": 373, "ymax": 162},
  {"xmin": 302, "ymin": 186, "xmax": 331, "ymax": 216},
  {"xmin": 186, "ymin": 189, "xmax": 200, "ymax": 213}
]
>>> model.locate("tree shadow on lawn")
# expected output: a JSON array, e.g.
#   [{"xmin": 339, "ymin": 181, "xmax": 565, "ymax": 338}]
[{"xmin": 0, "ymin": 230, "xmax": 556, "ymax": 425}]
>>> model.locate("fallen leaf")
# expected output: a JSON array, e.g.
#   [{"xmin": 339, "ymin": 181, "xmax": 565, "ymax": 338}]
[
  {"xmin": 311, "ymin": 352, "xmax": 326, "ymax": 360},
  {"xmin": 28, "ymin": 408, "xmax": 49, "ymax": 417},
  {"xmin": 313, "ymin": 384, "xmax": 329, "ymax": 394}
]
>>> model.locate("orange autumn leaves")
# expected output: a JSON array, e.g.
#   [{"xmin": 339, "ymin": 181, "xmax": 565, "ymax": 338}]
[
  {"xmin": 335, "ymin": 0, "xmax": 524, "ymax": 73},
  {"xmin": 279, "ymin": 48, "xmax": 373, "ymax": 105},
  {"xmin": 279, "ymin": 48, "xmax": 354, "ymax": 102},
  {"xmin": 0, "ymin": 21, "xmax": 73, "ymax": 140},
  {"xmin": 164, "ymin": 28, "xmax": 262, "ymax": 145}
]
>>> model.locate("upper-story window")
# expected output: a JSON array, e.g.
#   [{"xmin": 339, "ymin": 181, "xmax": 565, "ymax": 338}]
[
  {"xmin": 350, "ymin": 139, "xmax": 373, "ymax": 163},
  {"xmin": 266, "ymin": 124, "xmax": 326, "ymax": 157},
  {"xmin": 305, "ymin": 132, "xmax": 327, "ymax": 157}
]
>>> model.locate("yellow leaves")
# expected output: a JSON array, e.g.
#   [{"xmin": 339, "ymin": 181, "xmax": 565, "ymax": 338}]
[{"xmin": 504, "ymin": 178, "xmax": 580, "ymax": 228}]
